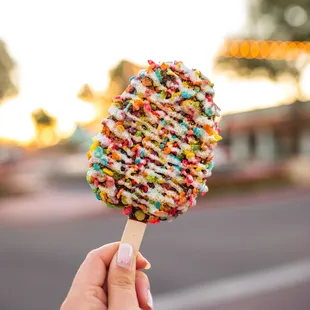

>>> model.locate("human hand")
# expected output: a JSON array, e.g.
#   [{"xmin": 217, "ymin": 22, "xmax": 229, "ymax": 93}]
[{"xmin": 61, "ymin": 242, "xmax": 153, "ymax": 310}]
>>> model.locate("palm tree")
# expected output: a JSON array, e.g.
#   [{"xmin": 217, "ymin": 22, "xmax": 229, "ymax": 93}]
[{"xmin": 31, "ymin": 109, "xmax": 58, "ymax": 146}]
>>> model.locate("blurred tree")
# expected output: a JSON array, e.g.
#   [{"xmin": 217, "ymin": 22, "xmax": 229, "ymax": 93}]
[
  {"xmin": 215, "ymin": 0, "xmax": 310, "ymax": 98},
  {"xmin": 31, "ymin": 109, "xmax": 56, "ymax": 126},
  {"xmin": 0, "ymin": 39, "xmax": 18, "ymax": 102},
  {"xmin": 78, "ymin": 60, "xmax": 143, "ymax": 128},
  {"xmin": 99, "ymin": 60, "xmax": 143, "ymax": 116},
  {"xmin": 107, "ymin": 60, "xmax": 143, "ymax": 99},
  {"xmin": 77, "ymin": 83, "xmax": 94, "ymax": 102},
  {"xmin": 31, "ymin": 109, "xmax": 58, "ymax": 146}
]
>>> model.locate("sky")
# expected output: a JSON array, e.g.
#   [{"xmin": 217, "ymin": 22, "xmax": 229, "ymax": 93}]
[{"xmin": 0, "ymin": 0, "xmax": 308, "ymax": 144}]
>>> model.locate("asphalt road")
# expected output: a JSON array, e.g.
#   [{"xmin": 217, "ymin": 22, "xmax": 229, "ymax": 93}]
[
  {"xmin": 207, "ymin": 282, "xmax": 310, "ymax": 310},
  {"xmin": 0, "ymin": 189, "xmax": 309, "ymax": 310}
]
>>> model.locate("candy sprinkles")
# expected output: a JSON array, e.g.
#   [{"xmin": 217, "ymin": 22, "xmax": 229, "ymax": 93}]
[{"xmin": 86, "ymin": 60, "xmax": 222, "ymax": 224}]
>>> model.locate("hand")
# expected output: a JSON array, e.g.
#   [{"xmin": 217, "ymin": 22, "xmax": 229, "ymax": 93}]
[{"xmin": 61, "ymin": 242, "xmax": 153, "ymax": 310}]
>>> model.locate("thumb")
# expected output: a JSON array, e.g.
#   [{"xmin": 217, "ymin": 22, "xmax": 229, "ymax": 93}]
[{"xmin": 108, "ymin": 243, "xmax": 139, "ymax": 310}]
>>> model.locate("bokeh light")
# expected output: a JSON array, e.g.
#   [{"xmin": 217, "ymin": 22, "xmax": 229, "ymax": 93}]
[
  {"xmin": 221, "ymin": 39, "xmax": 310, "ymax": 60},
  {"xmin": 284, "ymin": 5, "xmax": 308, "ymax": 27},
  {"xmin": 1, "ymin": 1, "xmax": 310, "ymax": 310}
]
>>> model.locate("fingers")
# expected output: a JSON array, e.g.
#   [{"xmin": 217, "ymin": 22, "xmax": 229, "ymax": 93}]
[
  {"xmin": 136, "ymin": 271, "xmax": 153, "ymax": 310},
  {"xmin": 63, "ymin": 242, "xmax": 152, "ymax": 310},
  {"xmin": 64, "ymin": 242, "xmax": 121, "ymax": 308},
  {"xmin": 72, "ymin": 242, "xmax": 150, "ymax": 290},
  {"xmin": 137, "ymin": 252, "xmax": 151, "ymax": 270},
  {"xmin": 107, "ymin": 243, "xmax": 139, "ymax": 309},
  {"xmin": 72, "ymin": 242, "xmax": 119, "ymax": 289}
]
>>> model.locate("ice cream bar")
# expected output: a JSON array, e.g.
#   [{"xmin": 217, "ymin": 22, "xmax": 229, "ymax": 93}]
[{"xmin": 86, "ymin": 60, "xmax": 222, "ymax": 226}]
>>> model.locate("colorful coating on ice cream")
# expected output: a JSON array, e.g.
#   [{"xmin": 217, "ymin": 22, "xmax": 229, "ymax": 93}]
[{"xmin": 86, "ymin": 60, "xmax": 222, "ymax": 224}]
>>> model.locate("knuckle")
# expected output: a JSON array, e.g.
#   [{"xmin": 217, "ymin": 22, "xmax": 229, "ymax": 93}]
[
  {"xmin": 110, "ymin": 274, "xmax": 135, "ymax": 290},
  {"xmin": 136, "ymin": 270, "xmax": 148, "ymax": 281},
  {"xmin": 86, "ymin": 249, "xmax": 98, "ymax": 260},
  {"xmin": 85, "ymin": 285, "xmax": 104, "ymax": 300}
]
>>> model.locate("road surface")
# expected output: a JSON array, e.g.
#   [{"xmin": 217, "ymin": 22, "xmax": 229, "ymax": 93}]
[{"xmin": 0, "ymin": 188, "xmax": 309, "ymax": 309}]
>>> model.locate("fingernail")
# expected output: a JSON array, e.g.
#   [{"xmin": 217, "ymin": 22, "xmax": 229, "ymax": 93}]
[
  {"xmin": 138, "ymin": 253, "xmax": 152, "ymax": 270},
  {"xmin": 139, "ymin": 253, "xmax": 151, "ymax": 270},
  {"xmin": 117, "ymin": 243, "xmax": 133, "ymax": 269},
  {"xmin": 144, "ymin": 260, "xmax": 152, "ymax": 270},
  {"xmin": 147, "ymin": 289, "xmax": 153, "ymax": 309}
]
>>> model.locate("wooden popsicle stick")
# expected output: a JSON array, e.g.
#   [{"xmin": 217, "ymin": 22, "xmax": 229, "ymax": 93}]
[{"xmin": 121, "ymin": 218, "xmax": 147, "ymax": 252}]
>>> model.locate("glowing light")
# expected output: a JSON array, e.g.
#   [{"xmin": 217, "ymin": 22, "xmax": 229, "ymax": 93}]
[
  {"xmin": 301, "ymin": 64, "xmax": 310, "ymax": 97},
  {"xmin": 56, "ymin": 117, "xmax": 76, "ymax": 138},
  {"xmin": 0, "ymin": 96, "xmax": 96, "ymax": 145},
  {"xmin": 269, "ymin": 41, "xmax": 279, "ymax": 59},
  {"xmin": 250, "ymin": 41, "xmax": 260, "ymax": 58},
  {"xmin": 229, "ymin": 41, "xmax": 240, "ymax": 58},
  {"xmin": 284, "ymin": 5, "xmax": 308, "ymax": 28},
  {"xmin": 37, "ymin": 127, "xmax": 60, "ymax": 147},
  {"xmin": 286, "ymin": 42, "xmax": 298, "ymax": 60},
  {"xmin": 215, "ymin": 76, "xmax": 297, "ymax": 114},
  {"xmin": 297, "ymin": 42, "xmax": 306, "ymax": 53},
  {"xmin": 277, "ymin": 42, "xmax": 286, "ymax": 60},
  {"xmin": 0, "ymin": 98, "xmax": 36, "ymax": 145},
  {"xmin": 240, "ymin": 41, "xmax": 250, "ymax": 58},
  {"xmin": 259, "ymin": 41, "xmax": 270, "ymax": 58},
  {"xmin": 221, "ymin": 40, "xmax": 310, "ymax": 60}
]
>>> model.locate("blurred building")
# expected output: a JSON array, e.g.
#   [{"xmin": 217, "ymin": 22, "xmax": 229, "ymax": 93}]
[
  {"xmin": 207, "ymin": 101, "xmax": 310, "ymax": 190},
  {"xmin": 221, "ymin": 101, "xmax": 310, "ymax": 164}
]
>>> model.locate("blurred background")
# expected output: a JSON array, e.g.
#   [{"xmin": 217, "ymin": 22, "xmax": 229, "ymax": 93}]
[{"xmin": 0, "ymin": 0, "xmax": 310, "ymax": 309}]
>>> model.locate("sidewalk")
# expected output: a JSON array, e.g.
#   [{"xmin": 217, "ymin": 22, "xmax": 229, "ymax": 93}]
[
  {"xmin": 0, "ymin": 188, "xmax": 111, "ymax": 225},
  {"xmin": 0, "ymin": 185, "xmax": 309, "ymax": 226}
]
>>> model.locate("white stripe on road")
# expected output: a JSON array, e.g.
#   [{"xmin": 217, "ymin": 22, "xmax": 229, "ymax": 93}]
[{"xmin": 154, "ymin": 259, "xmax": 310, "ymax": 310}]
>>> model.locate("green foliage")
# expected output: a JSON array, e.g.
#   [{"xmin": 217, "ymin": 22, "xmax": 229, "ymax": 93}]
[
  {"xmin": 215, "ymin": 0, "xmax": 310, "ymax": 85},
  {"xmin": 250, "ymin": 0, "xmax": 310, "ymax": 41},
  {"xmin": 31, "ymin": 109, "xmax": 56, "ymax": 126}
]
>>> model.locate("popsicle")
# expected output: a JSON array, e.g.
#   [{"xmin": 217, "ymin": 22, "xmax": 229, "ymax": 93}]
[{"xmin": 86, "ymin": 60, "xmax": 222, "ymax": 250}]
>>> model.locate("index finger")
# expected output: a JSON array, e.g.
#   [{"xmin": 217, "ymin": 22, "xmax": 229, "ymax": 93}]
[
  {"xmin": 72, "ymin": 242, "xmax": 120, "ymax": 289},
  {"xmin": 71, "ymin": 242, "xmax": 151, "ymax": 289}
]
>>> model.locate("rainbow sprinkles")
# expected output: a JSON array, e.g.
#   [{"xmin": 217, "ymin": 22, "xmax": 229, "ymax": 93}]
[{"xmin": 86, "ymin": 60, "xmax": 222, "ymax": 224}]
